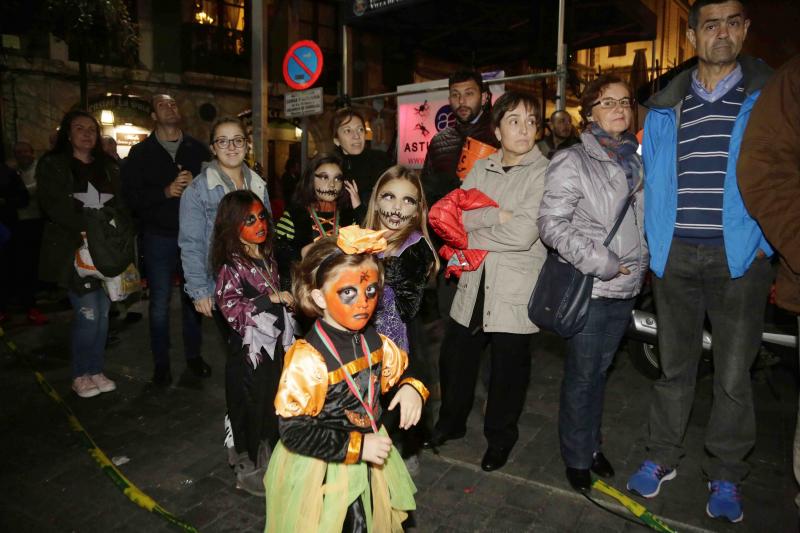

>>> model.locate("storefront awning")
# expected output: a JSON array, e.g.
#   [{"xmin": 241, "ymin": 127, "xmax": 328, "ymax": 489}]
[{"xmin": 342, "ymin": 0, "xmax": 657, "ymax": 68}]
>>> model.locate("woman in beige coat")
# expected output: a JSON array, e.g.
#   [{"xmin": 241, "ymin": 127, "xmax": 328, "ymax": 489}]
[{"xmin": 427, "ymin": 91, "xmax": 548, "ymax": 472}]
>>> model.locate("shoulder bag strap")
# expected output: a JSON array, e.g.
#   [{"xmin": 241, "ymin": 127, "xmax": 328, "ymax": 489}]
[{"xmin": 602, "ymin": 193, "xmax": 635, "ymax": 247}]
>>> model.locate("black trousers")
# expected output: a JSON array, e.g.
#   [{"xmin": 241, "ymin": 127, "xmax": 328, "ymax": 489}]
[
  {"xmin": 435, "ymin": 320, "xmax": 533, "ymax": 449},
  {"xmin": 225, "ymin": 347, "xmax": 284, "ymax": 463}
]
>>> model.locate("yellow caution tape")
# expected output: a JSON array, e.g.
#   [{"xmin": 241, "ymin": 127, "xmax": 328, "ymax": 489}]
[
  {"xmin": 593, "ymin": 478, "xmax": 678, "ymax": 533},
  {"xmin": 1, "ymin": 327, "xmax": 198, "ymax": 532}
]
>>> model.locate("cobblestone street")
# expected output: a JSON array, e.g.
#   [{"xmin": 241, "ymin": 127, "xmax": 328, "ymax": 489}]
[{"xmin": 1, "ymin": 289, "xmax": 797, "ymax": 532}]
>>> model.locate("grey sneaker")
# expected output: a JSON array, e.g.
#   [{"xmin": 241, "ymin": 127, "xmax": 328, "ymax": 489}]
[{"xmin": 233, "ymin": 453, "xmax": 265, "ymax": 497}]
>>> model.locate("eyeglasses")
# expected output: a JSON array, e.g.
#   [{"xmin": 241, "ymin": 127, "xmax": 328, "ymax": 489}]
[
  {"xmin": 591, "ymin": 97, "xmax": 635, "ymax": 110},
  {"xmin": 243, "ymin": 209, "xmax": 268, "ymax": 226},
  {"xmin": 214, "ymin": 136, "xmax": 246, "ymax": 149}
]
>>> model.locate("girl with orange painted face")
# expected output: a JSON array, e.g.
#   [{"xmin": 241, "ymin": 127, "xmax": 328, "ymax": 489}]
[
  {"xmin": 210, "ymin": 190, "xmax": 296, "ymax": 497},
  {"xmin": 264, "ymin": 227, "xmax": 429, "ymax": 532}
]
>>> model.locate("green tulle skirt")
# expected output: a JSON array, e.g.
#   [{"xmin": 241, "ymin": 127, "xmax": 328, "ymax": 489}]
[{"xmin": 264, "ymin": 429, "xmax": 416, "ymax": 533}]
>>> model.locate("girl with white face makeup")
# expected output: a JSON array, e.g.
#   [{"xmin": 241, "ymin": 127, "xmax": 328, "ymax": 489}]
[
  {"xmin": 362, "ymin": 165, "xmax": 439, "ymax": 474},
  {"xmin": 273, "ymin": 153, "xmax": 367, "ymax": 293}
]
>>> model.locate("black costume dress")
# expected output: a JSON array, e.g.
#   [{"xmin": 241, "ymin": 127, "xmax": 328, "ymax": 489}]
[
  {"xmin": 274, "ymin": 203, "xmax": 367, "ymax": 290},
  {"xmin": 265, "ymin": 319, "xmax": 428, "ymax": 532}
]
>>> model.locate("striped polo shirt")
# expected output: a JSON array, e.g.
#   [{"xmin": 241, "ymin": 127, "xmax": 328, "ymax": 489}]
[{"xmin": 674, "ymin": 82, "xmax": 746, "ymax": 244}]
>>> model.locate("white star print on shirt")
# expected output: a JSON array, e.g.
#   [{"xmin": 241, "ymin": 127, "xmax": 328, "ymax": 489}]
[{"xmin": 72, "ymin": 181, "xmax": 114, "ymax": 209}]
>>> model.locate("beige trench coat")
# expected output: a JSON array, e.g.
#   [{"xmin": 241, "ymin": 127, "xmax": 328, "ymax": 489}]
[{"xmin": 449, "ymin": 147, "xmax": 548, "ymax": 334}]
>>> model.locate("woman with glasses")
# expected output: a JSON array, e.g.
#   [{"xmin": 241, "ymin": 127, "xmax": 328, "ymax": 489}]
[
  {"xmin": 428, "ymin": 91, "xmax": 548, "ymax": 473},
  {"xmin": 178, "ymin": 117, "xmax": 270, "ymax": 493},
  {"xmin": 537, "ymin": 74, "xmax": 648, "ymax": 493},
  {"xmin": 179, "ymin": 117, "xmax": 268, "ymax": 320}
]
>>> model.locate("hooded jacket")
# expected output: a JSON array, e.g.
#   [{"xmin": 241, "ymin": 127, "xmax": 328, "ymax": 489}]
[{"xmin": 642, "ymin": 55, "xmax": 773, "ymax": 278}]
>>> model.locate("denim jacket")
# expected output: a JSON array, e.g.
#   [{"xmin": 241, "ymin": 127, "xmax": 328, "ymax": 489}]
[{"xmin": 179, "ymin": 161, "xmax": 268, "ymax": 302}]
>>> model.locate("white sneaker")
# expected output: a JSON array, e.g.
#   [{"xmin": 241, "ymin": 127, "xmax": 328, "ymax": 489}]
[
  {"xmin": 73, "ymin": 376, "xmax": 101, "ymax": 398},
  {"xmin": 89, "ymin": 373, "xmax": 117, "ymax": 393}
]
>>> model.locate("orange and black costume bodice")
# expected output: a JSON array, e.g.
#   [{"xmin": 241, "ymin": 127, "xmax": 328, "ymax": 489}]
[{"xmin": 275, "ymin": 319, "xmax": 428, "ymax": 463}]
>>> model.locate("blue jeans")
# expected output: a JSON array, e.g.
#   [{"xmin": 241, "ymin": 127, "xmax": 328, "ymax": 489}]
[
  {"xmin": 143, "ymin": 232, "xmax": 202, "ymax": 370},
  {"xmin": 68, "ymin": 288, "xmax": 111, "ymax": 378},
  {"xmin": 559, "ymin": 296, "xmax": 635, "ymax": 469},
  {"xmin": 647, "ymin": 239, "xmax": 772, "ymax": 482}
]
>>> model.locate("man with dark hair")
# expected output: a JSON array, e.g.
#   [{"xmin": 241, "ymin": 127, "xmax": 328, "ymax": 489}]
[
  {"xmin": 122, "ymin": 94, "xmax": 212, "ymax": 386},
  {"xmin": 626, "ymin": 0, "xmax": 772, "ymax": 523},
  {"xmin": 419, "ymin": 70, "xmax": 502, "ymax": 326},
  {"xmin": 536, "ymin": 110, "xmax": 580, "ymax": 160},
  {"xmin": 420, "ymin": 70, "xmax": 500, "ymax": 207}
]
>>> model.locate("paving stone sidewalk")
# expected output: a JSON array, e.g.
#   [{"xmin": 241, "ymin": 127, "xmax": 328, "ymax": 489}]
[{"xmin": 0, "ymin": 289, "xmax": 797, "ymax": 532}]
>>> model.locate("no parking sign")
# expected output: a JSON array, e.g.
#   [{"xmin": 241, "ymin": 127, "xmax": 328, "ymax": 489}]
[{"xmin": 282, "ymin": 40, "xmax": 324, "ymax": 91}]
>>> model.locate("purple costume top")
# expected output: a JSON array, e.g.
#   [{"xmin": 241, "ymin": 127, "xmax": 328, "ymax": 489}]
[{"xmin": 375, "ymin": 231, "xmax": 434, "ymax": 352}]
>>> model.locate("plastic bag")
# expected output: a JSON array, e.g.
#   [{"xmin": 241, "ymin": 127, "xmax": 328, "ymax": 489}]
[
  {"xmin": 103, "ymin": 263, "xmax": 142, "ymax": 302},
  {"xmin": 75, "ymin": 234, "xmax": 111, "ymax": 280}
]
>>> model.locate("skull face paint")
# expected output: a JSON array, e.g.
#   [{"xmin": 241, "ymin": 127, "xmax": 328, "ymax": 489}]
[
  {"xmin": 322, "ymin": 265, "xmax": 380, "ymax": 331},
  {"xmin": 376, "ymin": 178, "xmax": 419, "ymax": 232},
  {"xmin": 240, "ymin": 200, "xmax": 268, "ymax": 244},
  {"xmin": 313, "ymin": 163, "xmax": 344, "ymax": 203}
]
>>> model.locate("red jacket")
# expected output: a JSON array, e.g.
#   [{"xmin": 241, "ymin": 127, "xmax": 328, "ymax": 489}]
[{"xmin": 429, "ymin": 188, "xmax": 497, "ymax": 278}]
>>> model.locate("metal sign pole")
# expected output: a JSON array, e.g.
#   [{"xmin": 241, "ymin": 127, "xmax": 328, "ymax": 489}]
[
  {"xmin": 556, "ymin": 0, "xmax": 567, "ymax": 111},
  {"xmin": 300, "ymin": 117, "xmax": 309, "ymax": 175},
  {"xmin": 251, "ymin": 0, "xmax": 269, "ymax": 171}
]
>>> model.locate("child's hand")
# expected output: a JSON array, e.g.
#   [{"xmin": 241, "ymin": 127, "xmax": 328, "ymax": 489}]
[
  {"xmin": 388, "ymin": 385, "xmax": 423, "ymax": 429},
  {"xmin": 344, "ymin": 180, "xmax": 360, "ymax": 209},
  {"xmin": 268, "ymin": 291, "xmax": 295, "ymax": 309},
  {"xmin": 362, "ymin": 433, "xmax": 392, "ymax": 465}
]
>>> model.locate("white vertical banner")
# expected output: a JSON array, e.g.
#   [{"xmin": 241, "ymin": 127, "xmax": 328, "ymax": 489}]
[{"xmin": 396, "ymin": 71, "xmax": 505, "ymax": 169}]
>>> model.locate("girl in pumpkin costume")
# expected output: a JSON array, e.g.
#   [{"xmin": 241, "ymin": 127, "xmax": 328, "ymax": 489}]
[{"xmin": 265, "ymin": 226, "xmax": 428, "ymax": 532}]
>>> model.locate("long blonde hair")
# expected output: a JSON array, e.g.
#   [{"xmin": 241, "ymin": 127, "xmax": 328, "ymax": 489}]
[{"xmin": 363, "ymin": 165, "xmax": 439, "ymax": 277}]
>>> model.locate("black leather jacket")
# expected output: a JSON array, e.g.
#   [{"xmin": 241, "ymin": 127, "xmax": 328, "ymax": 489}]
[{"xmin": 420, "ymin": 109, "xmax": 499, "ymax": 206}]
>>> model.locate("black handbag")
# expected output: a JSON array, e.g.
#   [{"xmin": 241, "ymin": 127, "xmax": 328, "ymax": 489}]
[{"xmin": 528, "ymin": 195, "xmax": 634, "ymax": 338}]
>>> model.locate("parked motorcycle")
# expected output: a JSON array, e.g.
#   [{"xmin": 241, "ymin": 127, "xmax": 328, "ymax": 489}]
[{"xmin": 625, "ymin": 281, "xmax": 797, "ymax": 380}]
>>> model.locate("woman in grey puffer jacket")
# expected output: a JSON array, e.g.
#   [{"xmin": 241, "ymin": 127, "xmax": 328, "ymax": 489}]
[{"xmin": 537, "ymin": 75, "xmax": 648, "ymax": 493}]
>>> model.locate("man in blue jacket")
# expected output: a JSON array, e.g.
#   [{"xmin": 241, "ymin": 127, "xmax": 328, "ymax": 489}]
[
  {"xmin": 626, "ymin": 0, "xmax": 773, "ymax": 523},
  {"xmin": 122, "ymin": 95, "xmax": 212, "ymax": 386}
]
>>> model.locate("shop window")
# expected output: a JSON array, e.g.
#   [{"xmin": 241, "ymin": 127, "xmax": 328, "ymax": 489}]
[
  {"xmin": 185, "ymin": 0, "xmax": 249, "ymax": 77},
  {"xmin": 608, "ymin": 43, "xmax": 627, "ymax": 58}
]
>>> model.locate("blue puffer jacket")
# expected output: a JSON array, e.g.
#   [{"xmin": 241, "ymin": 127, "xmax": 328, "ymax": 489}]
[
  {"xmin": 643, "ymin": 56, "xmax": 773, "ymax": 278},
  {"xmin": 178, "ymin": 161, "xmax": 268, "ymax": 302}
]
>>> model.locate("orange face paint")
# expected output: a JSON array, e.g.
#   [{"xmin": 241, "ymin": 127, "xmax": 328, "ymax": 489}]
[
  {"xmin": 240, "ymin": 200, "xmax": 268, "ymax": 244},
  {"xmin": 322, "ymin": 265, "xmax": 380, "ymax": 331}
]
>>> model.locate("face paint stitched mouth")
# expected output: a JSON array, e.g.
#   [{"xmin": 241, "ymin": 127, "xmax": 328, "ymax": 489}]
[
  {"xmin": 315, "ymin": 188, "xmax": 339, "ymax": 199},
  {"xmin": 378, "ymin": 209, "xmax": 413, "ymax": 228}
]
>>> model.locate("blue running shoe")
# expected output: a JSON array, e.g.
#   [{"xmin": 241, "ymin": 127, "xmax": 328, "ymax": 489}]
[
  {"xmin": 626, "ymin": 460, "xmax": 676, "ymax": 498},
  {"xmin": 706, "ymin": 481, "xmax": 743, "ymax": 523}
]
